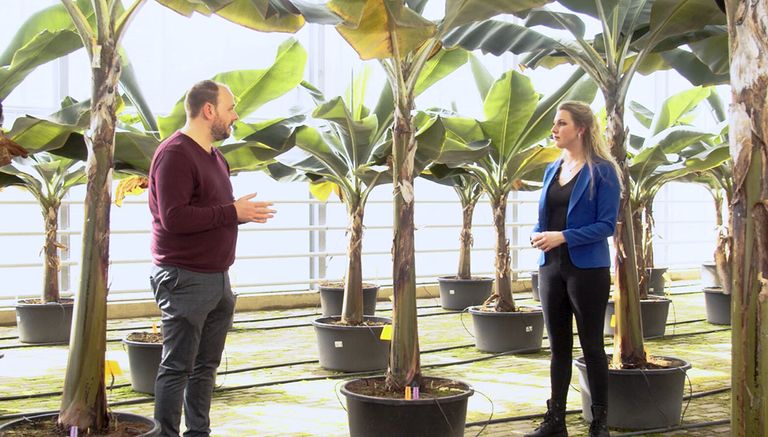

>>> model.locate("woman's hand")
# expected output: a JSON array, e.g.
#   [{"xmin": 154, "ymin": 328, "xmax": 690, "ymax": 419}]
[{"xmin": 530, "ymin": 232, "xmax": 566, "ymax": 252}]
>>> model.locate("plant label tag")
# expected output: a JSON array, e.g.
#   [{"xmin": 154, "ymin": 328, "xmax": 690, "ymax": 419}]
[
  {"xmin": 334, "ymin": 341, "xmax": 343, "ymax": 348},
  {"xmin": 649, "ymin": 287, "xmax": 655, "ymax": 293},
  {"xmin": 525, "ymin": 326, "xmax": 533, "ymax": 333},
  {"xmin": 380, "ymin": 325, "xmax": 393, "ymax": 340},
  {"xmin": 152, "ymin": 323, "xmax": 158, "ymax": 334},
  {"xmin": 610, "ymin": 315, "xmax": 616, "ymax": 328},
  {"xmin": 104, "ymin": 360, "xmax": 123, "ymax": 378},
  {"xmin": 449, "ymin": 289, "xmax": 455, "ymax": 294}
]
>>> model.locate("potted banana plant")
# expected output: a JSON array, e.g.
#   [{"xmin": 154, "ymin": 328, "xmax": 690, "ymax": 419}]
[
  {"xmin": 603, "ymin": 86, "xmax": 722, "ymax": 338},
  {"xmin": 680, "ymin": 93, "xmax": 732, "ymax": 325},
  {"xmin": 424, "ymin": 164, "xmax": 492, "ymax": 310},
  {"xmin": 289, "ymin": 1, "xmax": 549, "ymax": 435},
  {"xmin": 285, "ymin": 73, "xmax": 396, "ymax": 372},
  {"xmin": 2, "ymin": 98, "xmax": 89, "ymax": 344},
  {"xmin": 446, "ymin": 0, "xmax": 727, "ymax": 429},
  {"xmin": 447, "ymin": 67, "xmax": 596, "ymax": 353}
]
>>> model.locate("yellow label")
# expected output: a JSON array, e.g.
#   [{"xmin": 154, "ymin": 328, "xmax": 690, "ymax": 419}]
[
  {"xmin": 380, "ymin": 325, "xmax": 392, "ymax": 341},
  {"xmin": 152, "ymin": 323, "xmax": 158, "ymax": 334},
  {"xmin": 610, "ymin": 314, "xmax": 616, "ymax": 328},
  {"xmin": 105, "ymin": 360, "xmax": 123, "ymax": 378}
]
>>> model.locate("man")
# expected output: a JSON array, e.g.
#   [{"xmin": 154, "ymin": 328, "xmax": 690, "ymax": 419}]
[{"xmin": 148, "ymin": 80, "xmax": 275, "ymax": 437}]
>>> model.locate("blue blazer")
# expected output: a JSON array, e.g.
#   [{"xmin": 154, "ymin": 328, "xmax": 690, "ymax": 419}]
[{"xmin": 532, "ymin": 158, "xmax": 621, "ymax": 268}]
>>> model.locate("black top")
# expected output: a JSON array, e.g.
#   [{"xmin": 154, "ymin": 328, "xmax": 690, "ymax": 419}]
[
  {"xmin": 544, "ymin": 165, "xmax": 580, "ymax": 265},
  {"xmin": 545, "ymin": 166, "xmax": 579, "ymax": 232}
]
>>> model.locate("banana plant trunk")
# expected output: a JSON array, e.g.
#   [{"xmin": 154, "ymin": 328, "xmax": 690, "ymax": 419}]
[
  {"xmin": 59, "ymin": 38, "xmax": 120, "ymax": 432},
  {"xmin": 713, "ymin": 194, "xmax": 732, "ymax": 294},
  {"xmin": 341, "ymin": 202, "xmax": 365, "ymax": 325},
  {"xmin": 42, "ymin": 199, "xmax": 61, "ymax": 303},
  {"xmin": 725, "ymin": 1, "xmax": 768, "ymax": 435},
  {"xmin": 457, "ymin": 198, "xmax": 478, "ymax": 280},
  {"xmin": 605, "ymin": 93, "xmax": 646, "ymax": 368},
  {"xmin": 386, "ymin": 92, "xmax": 420, "ymax": 392},
  {"xmin": 631, "ymin": 205, "xmax": 649, "ymax": 299},
  {"xmin": 491, "ymin": 195, "xmax": 515, "ymax": 312}
]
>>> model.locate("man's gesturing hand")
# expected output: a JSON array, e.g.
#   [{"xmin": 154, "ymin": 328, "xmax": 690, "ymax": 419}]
[{"xmin": 234, "ymin": 193, "xmax": 276, "ymax": 223}]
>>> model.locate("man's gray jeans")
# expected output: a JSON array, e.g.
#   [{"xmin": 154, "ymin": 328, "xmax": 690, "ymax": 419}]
[{"xmin": 150, "ymin": 265, "xmax": 235, "ymax": 437}]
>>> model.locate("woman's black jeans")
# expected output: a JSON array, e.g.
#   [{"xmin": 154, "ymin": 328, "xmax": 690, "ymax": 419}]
[{"xmin": 539, "ymin": 246, "xmax": 611, "ymax": 407}]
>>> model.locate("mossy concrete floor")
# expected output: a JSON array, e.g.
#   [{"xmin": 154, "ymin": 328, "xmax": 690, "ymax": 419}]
[{"xmin": 0, "ymin": 280, "xmax": 731, "ymax": 436}]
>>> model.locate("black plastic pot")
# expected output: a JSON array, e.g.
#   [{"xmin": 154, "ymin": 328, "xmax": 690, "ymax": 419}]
[
  {"xmin": 700, "ymin": 263, "xmax": 720, "ymax": 288},
  {"xmin": 703, "ymin": 287, "xmax": 731, "ymax": 325},
  {"xmin": 437, "ymin": 276, "xmax": 493, "ymax": 310},
  {"xmin": 123, "ymin": 336, "xmax": 163, "ymax": 394},
  {"xmin": 604, "ymin": 297, "xmax": 670, "ymax": 338},
  {"xmin": 575, "ymin": 356, "xmax": 691, "ymax": 430},
  {"xmin": 341, "ymin": 376, "xmax": 473, "ymax": 437},
  {"xmin": 312, "ymin": 316, "xmax": 391, "ymax": 372},
  {"xmin": 15, "ymin": 299, "xmax": 74, "ymax": 344},
  {"xmin": 531, "ymin": 271, "xmax": 540, "ymax": 302},
  {"xmin": 468, "ymin": 306, "xmax": 544, "ymax": 353},
  {"xmin": 0, "ymin": 411, "xmax": 160, "ymax": 436},
  {"xmin": 646, "ymin": 267, "xmax": 668, "ymax": 296},
  {"xmin": 319, "ymin": 284, "xmax": 379, "ymax": 317}
]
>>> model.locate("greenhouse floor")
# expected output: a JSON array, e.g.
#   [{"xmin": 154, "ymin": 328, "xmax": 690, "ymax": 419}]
[{"xmin": 0, "ymin": 280, "xmax": 731, "ymax": 436}]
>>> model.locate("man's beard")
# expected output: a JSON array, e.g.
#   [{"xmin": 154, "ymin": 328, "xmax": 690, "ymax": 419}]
[{"xmin": 211, "ymin": 117, "xmax": 231, "ymax": 142}]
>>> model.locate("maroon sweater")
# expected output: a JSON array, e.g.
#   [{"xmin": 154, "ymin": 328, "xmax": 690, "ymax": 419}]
[{"xmin": 148, "ymin": 131, "xmax": 238, "ymax": 272}]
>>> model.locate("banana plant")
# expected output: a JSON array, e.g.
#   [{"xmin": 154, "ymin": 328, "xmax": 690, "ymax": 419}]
[
  {"xmin": 626, "ymin": 85, "xmax": 724, "ymax": 298},
  {"xmin": 289, "ymin": 0, "xmax": 552, "ymax": 391},
  {"xmin": 423, "ymin": 165, "xmax": 485, "ymax": 280},
  {"xmin": 0, "ymin": 97, "xmax": 91, "ymax": 304},
  {"xmin": 445, "ymin": 0, "xmax": 728, "ymax": 368},
  {"xmin": 0, "ymin": 155, "xmax": 86, "ymax": 302},
  {"xmin": 443, "ymin": 68, "xmax": 596, "ymax": 312},
  {"xmin": 280, "ymin": 54, "xmax": 486, "ymax": 326},
  {"xmin": 676, "ymin": 92, "xmax": 732, "ymax": 293}
]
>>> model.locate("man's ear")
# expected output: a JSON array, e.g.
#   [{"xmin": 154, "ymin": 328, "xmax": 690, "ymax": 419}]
[{"xmin": 202, "ymin": 102, "xmax": 216, "ymax": 120}]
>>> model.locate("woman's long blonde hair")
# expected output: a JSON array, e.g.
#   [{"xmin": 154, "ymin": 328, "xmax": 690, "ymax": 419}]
[{"xmin": 558, "ymin": 101, "xmax": 623, "ymax": 192}]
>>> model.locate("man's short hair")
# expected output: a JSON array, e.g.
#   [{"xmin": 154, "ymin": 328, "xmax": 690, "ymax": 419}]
[{"xmin": 185, "ymin": 80, "xmax": 222, "ymax": 119}]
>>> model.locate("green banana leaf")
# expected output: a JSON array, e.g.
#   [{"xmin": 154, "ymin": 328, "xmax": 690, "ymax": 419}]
[
  {"xmin": 158, "ymin": 38, "xmax": 307, "ymax": 139},
  {"xmin": 223, "ymin": 114, "xmax": 303, "ymax": 174},
  {"xmin": 156, "ymin": 0, "xmax": 305, "ymax": 32}
]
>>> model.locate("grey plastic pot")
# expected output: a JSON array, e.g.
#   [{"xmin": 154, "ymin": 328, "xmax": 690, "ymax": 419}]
[
  {"xmin": 468, "ymin": 306, "xmax": 544, "ymax": 353},
  {"xmin": 703, "ymin": 287, "xmax": 731, "ymax": 325},
  {"xmin": 700, "ymin": 263, "xmax": 720, "ymax": 288},
  {"xmin": 123, "ymin": 336, "xmax": 163, "ymax": 394},
  {"xmin": 341, "ymin": 376, "xmax": 473, "ymax": 437},
  {"xmin": 604, "ymin": 297, "xmax": 671, "ymax": 339},
  {"xmin": 646, "ymin": 267, "xmax": 668, "ymax": 296},
  {"xmin": 0, "ymin": 412, "xmax": 160, "ymax": 436},
  {"xmin": 15, "ymin": 299, "xmax": 74, "ymax": 344},
  {"xmin": 576, "ymin": 356, "xmax": 692, "ymax": 430},
  {"xmin": 437, "ymin": 276, "xmax": 493, "ymax": 310},
  {"xmin": 312, "ymin": 315, "xmax": 391, "ymax": 372},
  {"xmin": 319, "ymin": 284, "xmax": 379, "ymax": 317}
]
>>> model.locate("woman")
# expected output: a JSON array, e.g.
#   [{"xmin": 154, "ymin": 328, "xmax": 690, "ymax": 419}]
[{"xmin": 525, "ymin": 101, "xmax": 621, "ymax": 437}]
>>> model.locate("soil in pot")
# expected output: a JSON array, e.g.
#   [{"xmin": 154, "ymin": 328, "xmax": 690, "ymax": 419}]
[
  {"xmin": 345, "ymin": 376, "xmax": 469, "ymax": 400},
  {"xmin": 0, "ymin": 412, "xmax": 158, "ymax": 436},
  {"xmin": 126, "ymin": 332, "xmax": 162, "ymax": 343}
]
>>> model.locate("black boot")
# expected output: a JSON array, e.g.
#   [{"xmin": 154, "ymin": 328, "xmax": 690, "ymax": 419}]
[
  {"xmin": 524, "ymin": 399, "xmax": 568, "ymax": 437},
  {"xmin": 589, "ymin": 405, "xmax": 610, "ymax": 437}
]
